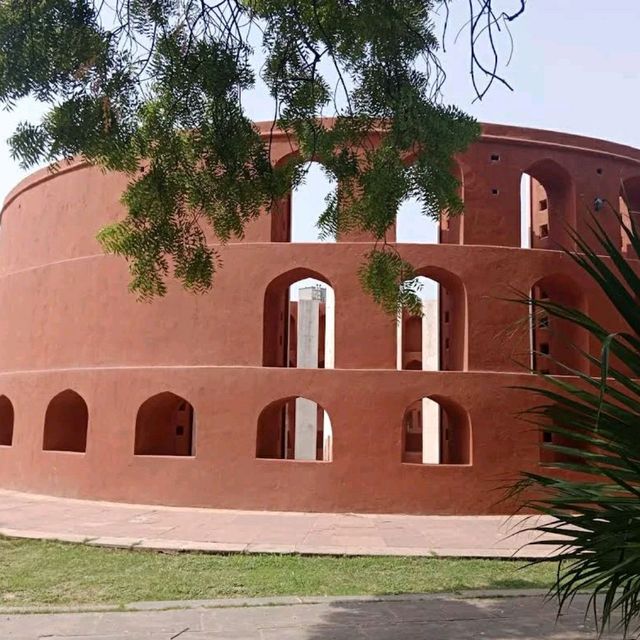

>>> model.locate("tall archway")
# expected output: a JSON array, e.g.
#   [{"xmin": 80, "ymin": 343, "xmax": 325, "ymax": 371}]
[
  {"xmin": 521, "ymin": 160, "xmax": 575, "ymax": 250},
  {"xmin": 263, "ymin": 269, "xmax": 335, "ymax": 369},
  {"xmin": 402, "ymin": 395, "xmax": 470, "ymax": 465},
  {"xmin": 620, "ymin": 176, "xmax": 640, "ymax": 255},
  {"xmin": 0, "ymin": 395, "xmax": 13, "ymax": 446},
  {"xmin": 271, "ymin": 160, "xmax": 337, "ymax": 243},
  {"xmin": 396, "ymin": 161, "xmax": 464, "ymax": 245},
  {"xmin": 135, "ymin": 392, "xmax": 195, "ymax": 456},
  {"xmin": 43, "ymin": 389, "xmax": 88, "ymax": 452},
  {"xmin": 396, "ymin": 197, "xmax": 440, "ymax": 244},
  {"xmin": 397, "ymin": 268, "xmax": 467, "ymax": 371},
  {"xmin": 257, "ymin": 396, "xmax": 332, "ymax": 461},
  {"xmin": 530, "ymin": 274, "xmax": 589, "ymax": 375},
  {"xmin": 531, "ymin": 274, "xmax": 589, "ymax": 462}
]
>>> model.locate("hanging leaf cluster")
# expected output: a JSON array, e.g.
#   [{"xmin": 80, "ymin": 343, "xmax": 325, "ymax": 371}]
[{"xmin": 0, "ymin": 0, "xmax": 517, "ymax": 310}]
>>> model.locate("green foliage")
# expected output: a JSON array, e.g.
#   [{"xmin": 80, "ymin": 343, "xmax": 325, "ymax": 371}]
[
  {"xmin": 512, "ymin": 204, "xmax": 640, "ymax": 636},
  {"xmin": 359, "ymin": 248, "xmax": 423, "ymax": 316},
  {"xmin": 0, "ymin": 1, "xmax": 515, "ymax": 308}
]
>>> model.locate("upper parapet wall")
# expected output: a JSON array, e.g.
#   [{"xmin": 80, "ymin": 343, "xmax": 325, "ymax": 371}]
[
  {"xmin": 5, "ymin": 121, "xmax": 640, "ymax": 212},
  {"xmin": 2, "ymin": 122, "xmax": 640, "ymax": 275}
]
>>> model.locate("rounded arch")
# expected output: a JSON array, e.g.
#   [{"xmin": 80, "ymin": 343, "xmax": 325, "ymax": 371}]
[
  {"xmin": 257, "ymin": 395, "xmax": 332, "ymax": 462},
  {"xmin": 263, "ymin": 268, "xmax": 334, "ymax": 368},
  {"xmin": 620, "ymin": 175, "xmax": 640, "ymax": 212},
  {"xmin": 402, "ymin": 394, "xmax": 471, "ymax": 465},
  {"xmin": 619, "ymin": 176, "xmax": 640, "ymax": 255},
  {"xmin": 398, "ymin": 267, "xmax": 467, "ymax": 372},
  {"xmin": 43, "ymin": 389, "xmax": 88, "ymax": 453},
  {"xmin": 522, "ymin": 159, "xmax": 575, "ymax": 249},
  {"xmin": 270, "ymin": 156, "xmax": 337, "ymax": 243},
  {"xmin": 395, "ymin": 160, "xmax": 464, "ymax": 245},
  {"xmin": 530, "ymin": 273, "xmax": 589, "ymax": 374},
  {"xmin": 135, "ymin": 392, "xmax": 195, "ymax": 456},
  {"xmin": 270, "ymin": 152, "xmax": 300, "ymax": 243},
  {"xmin": 0, "ymin": 395, "xmax": 14, "ymax": 446}
]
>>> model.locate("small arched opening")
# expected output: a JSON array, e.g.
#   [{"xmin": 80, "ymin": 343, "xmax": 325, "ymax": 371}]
[
  {"xmin": 135, "ymin": 392, "xmax": 195, "ymax": 456},
  {"xmin": 402, "ymin": 395, "xmax": 470, "ymax": 465},
  {"xmin": 43, "ymin": 389, "xmax": 88, "ymax": 453},
  {"xmin": 257, "ymin": 396, "xmax": 332, "ymax": 462},
  {"xmin": 0, "ymin": 395, "xmax": 14, "ymax": 446},
  {"xmin": 397, "ymin": 268, "xmax": 466, "ymax": 371},
  {"xmin": 521, "ymin": 160, "xmax": 575, "ymax": 249},
  {"xmin": 263, "ymin": 269, "xmax": 335, "ymax": 370},
  {"xmin": 271, "ymin": 160, "xmax": 337, "ymax": 243}
]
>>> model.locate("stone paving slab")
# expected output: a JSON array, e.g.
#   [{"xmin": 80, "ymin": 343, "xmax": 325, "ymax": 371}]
[
  {"xmin": 0, "ymin": 489, "xmax": 560, "ymax": 558},
  {"xmin": 0, "ymin": 594, "xmax": 621, "ymax": 639}
]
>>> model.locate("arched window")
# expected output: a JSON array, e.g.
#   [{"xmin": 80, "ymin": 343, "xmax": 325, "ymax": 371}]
[
  {"xmin": 43, "ymin": 389, "xmax": 88, "ymax": 452},
  {"xmin": 395, "ymin": 161, "xmax": 463, "ymax": 244},
  {"xmin": 271, "ymin": 161, "xmax": 337, "ymax": 243},
  {"xmin": 521, "ymin": 160, "xmax": 574, "ymax": 249},
  {"xmin": 402, "ymin": 395, "xmax": 470, "ymax": 465},
  {"xmin": 620, "ymin": 176, "xmax": 640, "ymax": 255},
  {"xmin": 396, "ymin": 196, "xmax": 440, "ymax": 244},
  {"xmin": 0, "ymin": 395, "xmax": 14, "ymax": 446},
  {"xmin": 135, "ymin": 392, "xmax": 195, "ymax": 456},
  {"xmin": 257, "ymin": 396, "xmax": 332, "ymax": 462},
  {"xmin": 397, "ymin": 268, "xmax": 467, "ymax": 371},
  {"xmin": 263, "ymin": 269, "xmax": 335, "ymax": 369},
  {"xmin": 530, "ymin": 274, "xmax": 589, "ymax": 375}
]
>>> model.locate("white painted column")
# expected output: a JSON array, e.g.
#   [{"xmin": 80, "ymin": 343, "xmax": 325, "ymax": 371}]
[
  {"xmin": 323, "ymin": 286, "xmax": 334, "ymax": 460},
  {"xmin": 421, "ymin": 298, "xmax": 441, "ymax": 464},
  {"xmin": 396, "ymin": 311, "xmax": 403, "ymax": 371},
  {"xmin": 322, "ymin": 413, "xmax": 333, "ymax": 462},
  {"xmin": 294, "ymin": 287, "xmax": 323, "ymax": 460},
  {"xmin": 324, "ymin": 286, "xmax": 335, "ymax": 369}
]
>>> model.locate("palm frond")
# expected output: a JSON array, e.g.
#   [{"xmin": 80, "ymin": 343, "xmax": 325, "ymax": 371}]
[{"xmin": 516, "ymin": 204, "xmax": 640, "ymax": 637}]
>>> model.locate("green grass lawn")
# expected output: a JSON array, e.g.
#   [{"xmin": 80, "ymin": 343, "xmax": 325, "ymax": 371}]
[{"xmin": 0, "ymin": 536, "xmax": 557, "ymax": 608}]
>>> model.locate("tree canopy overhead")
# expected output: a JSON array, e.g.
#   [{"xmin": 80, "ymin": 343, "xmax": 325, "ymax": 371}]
[{"xmin": 0, "ymin": 0, "xmax": 524, "ymax": 311}]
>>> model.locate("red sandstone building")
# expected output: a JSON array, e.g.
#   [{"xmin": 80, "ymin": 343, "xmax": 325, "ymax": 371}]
[{"xmin": 0, "ymin": 122, "xmax": 636, "ymax": 515}]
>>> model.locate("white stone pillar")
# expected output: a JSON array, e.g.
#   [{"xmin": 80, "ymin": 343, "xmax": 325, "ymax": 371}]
[
  {"xmin": 421, "ymin": 298, "xmax": 441, "ymax": 464},
  {"xmin": 396, "ymin": 311, "xmax": 403, "ymax": 370},
  {"xmin": 422, "ymin": 299, "xmax": 439, "ymax": 371},
  {"xmin": 322, "ymin": 412, "xmax": 333, "ymax": 462},
  {"xmin": 324, "ymin": 286, "xmax": 335, "ymax": 369},
  {"xmin": 294, "ymin": 286, "xmax": 324, "ymax": 460}
]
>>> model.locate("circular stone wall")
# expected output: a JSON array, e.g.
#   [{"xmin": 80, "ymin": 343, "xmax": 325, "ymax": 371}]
[{"xmin": 0, "ymin": 122, "xmax": 636, "ymax": 515}]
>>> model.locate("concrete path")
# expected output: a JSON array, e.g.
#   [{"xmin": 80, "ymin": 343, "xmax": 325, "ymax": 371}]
[
  {"xmin": 0, "ymin": 593, "xmax": 620, "ymax": 639},
  {"xmin": 0, "ymin": 489, "xmax": 558, "ymax": 558}
]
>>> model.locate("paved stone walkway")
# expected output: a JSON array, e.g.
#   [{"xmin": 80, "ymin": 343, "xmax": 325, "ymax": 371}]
[
  {"xmin": 0, "ymin": 490, "xmax": 559, "ymax": 557},
  {"xmin": 0, "ymin": 594, "xmax": 620, "ymax": 639}
]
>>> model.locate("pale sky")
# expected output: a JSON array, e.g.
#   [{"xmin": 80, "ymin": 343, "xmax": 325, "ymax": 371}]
[{"xmin": 1, "ymin": 1, "xmax": 638, "ymax": 251}]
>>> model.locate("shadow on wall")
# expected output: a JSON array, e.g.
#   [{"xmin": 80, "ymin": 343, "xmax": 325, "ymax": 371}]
[
  {"xmin": 135, "ymin": 392, "xmax": 195, "ymax": 456},
  {"xmin": 0, "ymin": 395, "xmax": 13, "ymax": 446},
  {"xmin": 521, "ymin": 159, "xmax": 575, "ymax": 251},
  {"xmin": 42, "ymin": 389, "xmax": 88, "ymax": 453}
]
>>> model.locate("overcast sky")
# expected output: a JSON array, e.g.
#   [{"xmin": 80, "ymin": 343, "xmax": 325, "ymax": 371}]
[{"xmin": 0, "ymin": 1, "xmax": 638, "ymax": 249}]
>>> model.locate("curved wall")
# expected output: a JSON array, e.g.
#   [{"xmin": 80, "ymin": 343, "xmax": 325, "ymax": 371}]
[{"xmin": 0, "ymin": 122, "xmax": 636, "ymax": 514}]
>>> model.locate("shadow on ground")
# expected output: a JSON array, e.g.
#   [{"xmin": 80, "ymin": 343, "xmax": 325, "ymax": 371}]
[{"xmin": 300, "ymin": 595, "xmax": 621, "ymax": 640}]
